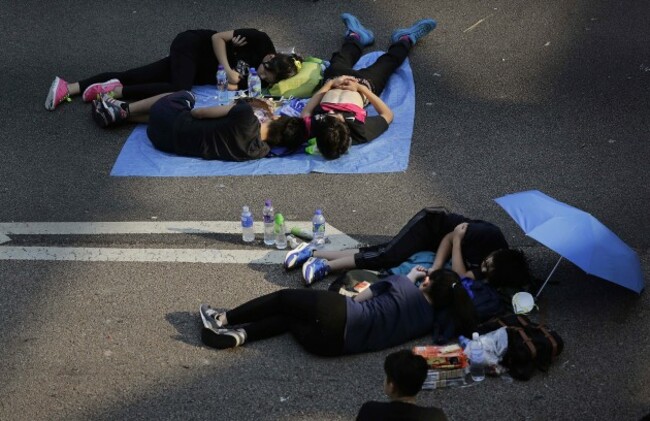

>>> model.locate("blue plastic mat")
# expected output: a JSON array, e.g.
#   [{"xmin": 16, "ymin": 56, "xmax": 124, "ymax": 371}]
[{"xmin": 110, "ymin": 51, "xmax": 414, "ymax": 176}]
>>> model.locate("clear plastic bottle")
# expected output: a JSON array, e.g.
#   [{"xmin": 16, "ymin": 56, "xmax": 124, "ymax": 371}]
[
  {"xmin": 274, "ymin": 213, "xmax": 287, "ymax": 249},
  {"xmin": 216, "ymin": 65, "xmax": 228, "ymax": 104},
  {"xmin": 248, "ymin": 68, "xmax": 262, "ymax": 98},
  {"xmin": 469, "ymin": 332, "xmax": 486, "ymax": 382},
  {"xmin": 312, "ymin": 209, "xmax": 326, "ymax": 249},
  {"xmin": 262, "ymin": 199, "xmax": 275, "ymax": 246},
  {"xmin": 241, "ymin": 206, "xmax": 254, "ymax": 243}
]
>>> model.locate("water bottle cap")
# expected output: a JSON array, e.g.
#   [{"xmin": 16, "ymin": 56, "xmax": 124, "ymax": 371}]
[
  {"xmin": 265, "ymin": 199, "xmax": 272, "ymax": 206},
  {"xmin": 314, "ymin": 209, "xmax": 322, "ymax": 215},
  {"xmin": 250, "ymin": 68, "xmax": 257, "ymax": 75},
  {"xmin": 243, "ymin": 206, "xmax": 250, "ymax": 213},
  {"xmin": 274, "ymin": 213, "xmax": 284, "ymax": 224},
  {"xmin": 472, "ymin": 332, "xmax": 479, "ymax": 340},
  {"xmin": 218, "ymin": 65, "xmax": 224, "ymax": 70}
]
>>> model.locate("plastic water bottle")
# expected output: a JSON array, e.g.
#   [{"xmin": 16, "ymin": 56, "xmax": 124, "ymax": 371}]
[
  {"xmin": 262, "ymin": 199, "xmax": 275, "ymax": 246},
  {"xmin": 290, "ymin": 227, "xmax": 313, "ymax": 241},
  {"xmin": 274, "ymin": 213, "xmax": 287, "ymax": 249},
  {"xmin": 216, "ymin": 65, "xmax": 227, "ymax": 104},
  {"xmin": 241, "ymin": 206, "xmax": 254, "ymax": 243},
  {"xmin": 469, "ymin": 332, "xmax": 486, "ymax": 382},
  {"xmin": 458, "ymin": 335, "xmax": 470, "ymax": 350},
  {"xmin": 312, "ymin": 209, "xmax": 326, "ymax": 249},
  {"xmin": 248, "ymin": 68, "xmax": 262, "ymax": 98}
]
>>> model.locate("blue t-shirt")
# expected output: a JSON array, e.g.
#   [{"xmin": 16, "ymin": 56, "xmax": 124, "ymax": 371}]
[{"xmin": 343, "ymin": 275, "xmax": 435, "ymax": 354}]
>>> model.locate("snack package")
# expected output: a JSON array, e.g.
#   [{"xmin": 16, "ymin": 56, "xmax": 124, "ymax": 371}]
[{"xmin": 412, "ymin": 345, "xmax": 469, "ymax": 370}]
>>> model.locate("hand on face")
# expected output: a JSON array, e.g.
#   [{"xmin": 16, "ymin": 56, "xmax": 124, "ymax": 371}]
[{"xmin": 408, "ymin": 265, "xmax": 428, "ymax": 281}]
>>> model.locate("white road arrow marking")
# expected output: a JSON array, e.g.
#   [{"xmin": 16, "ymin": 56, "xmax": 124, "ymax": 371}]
[{"xmin": 0, "ymin": 221, "xmax": 359, "ymax": 264}]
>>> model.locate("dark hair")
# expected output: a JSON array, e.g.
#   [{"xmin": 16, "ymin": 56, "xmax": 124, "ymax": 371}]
[
  {"xmin": 264, "ymin": 53, "xmax": 303, "ymax": 83},
  {"xmin": 384, "ymin": 350, "xmax": 428, "ymax": 397},
  {"xmin": 313, "ymin": 116, "xmax": 351, "ymax": 160},
  {"xmin": 425, "ymin": 269, "xmax": 478, "ymax": 338},
  {"xmin": 485, "ymin": 249, "xmax": 532, "ymax": 289},
  {"xmin": 266, "ymin": 116, "xmax": 306, "ymax": 151}
]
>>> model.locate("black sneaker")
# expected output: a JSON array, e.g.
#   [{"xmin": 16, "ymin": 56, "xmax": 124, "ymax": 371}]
[
  {"xmin": 92, "ymin": 93, "xmax": 129, "ymax": 127},
  {"xmin": 201, "ymin": 327, "xmax": 247, "ymax": 349}
]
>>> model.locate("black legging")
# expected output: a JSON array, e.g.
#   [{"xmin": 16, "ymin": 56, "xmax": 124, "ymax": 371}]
[
  {"xmin": 323, "ymin": 38, "xmax": 410, "ymax": 95},
  {"xmin": 226, "ymin": 289, "xmax": 347, "ymax": 356},
  {"xmin": 354, "ymin": 208, "xmax": 509, "ymax": 271},
  {"xmin": 355, "ymin": 208, "xmax": 462, "ymax": 270},
  {"xmin": 78, "ymin": 31, "xmax": 215, "ymax": 100}
]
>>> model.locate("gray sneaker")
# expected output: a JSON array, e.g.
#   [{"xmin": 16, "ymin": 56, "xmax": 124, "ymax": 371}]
[{"xmin": 199, "ymin": 304, "xmax": 224, "ymax": 331}]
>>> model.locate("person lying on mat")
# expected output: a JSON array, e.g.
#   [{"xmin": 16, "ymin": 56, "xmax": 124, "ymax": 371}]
[
  {"xmin": 299, "ymin": 13, "xmax": 436, "ymax": 159},
  {"xmin": 285, "ymin": 207, "xmax": 532, "ymax": 288},
  {"xmin": 91, "ymin": 91, "xmax": 305, "ymax": 161},
  {"xmin": 45, "ymin": 28, "xmax": 302, "ymax": 110},
  {"xmin": 356, "ymin": 350, "xmax": 449, "ymax": 421},
  {"xmin": 198, "ymin": 269, "xmax": 477, "ymax": 355}
]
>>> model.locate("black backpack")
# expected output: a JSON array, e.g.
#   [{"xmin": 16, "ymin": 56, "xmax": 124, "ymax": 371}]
[{"xmin": 477, "ymin": 314, "xmax": 564, "ymax": 381}]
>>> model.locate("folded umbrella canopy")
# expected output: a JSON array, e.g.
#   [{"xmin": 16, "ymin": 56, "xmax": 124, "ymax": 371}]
[{"xmin": 494, "ymin": 190, "xmax": 644, "ymax": 297}]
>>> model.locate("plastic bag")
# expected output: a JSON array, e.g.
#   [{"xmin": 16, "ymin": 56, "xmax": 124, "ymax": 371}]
[{"xmin": 478, "ymin": 327, "xmax": 508, "ymax": 366}]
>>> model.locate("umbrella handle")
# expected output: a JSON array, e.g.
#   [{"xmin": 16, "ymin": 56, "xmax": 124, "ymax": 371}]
[{"xmin": 536, "ymin": 256, "xmax": 563, "ymax": 299}]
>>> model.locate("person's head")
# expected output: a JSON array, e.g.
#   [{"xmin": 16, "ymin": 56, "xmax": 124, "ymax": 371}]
[
  {"xmin": 481, "ymin": 249, "xmax": 532, "ymax": 289},
  {"xmin": 257, "ymin": 53, "xmax": 303, "ymax": 84},
  {"xmin": 383, "ymin": 350, "xmax": 429, "ymax": 399},
  {"xmin": 421, "ymin": 269, "xmax": 478, "ymax": 337},
  {"xmin": 265, "ymin": 116, "xmax": 307, "ymax": 151},
  {"xmin": 312, "ymin": 113, "xmax": 351, "ymax": 160}
]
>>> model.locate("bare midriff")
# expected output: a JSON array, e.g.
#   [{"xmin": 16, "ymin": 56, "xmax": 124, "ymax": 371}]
[{"xmin": 321, "ymin": 89, "xmax": 364, "ymax": 108}]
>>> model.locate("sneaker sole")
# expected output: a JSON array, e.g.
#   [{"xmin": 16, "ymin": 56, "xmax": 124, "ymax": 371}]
[
  {"xmin": 302, "ymin": 262, "xmax": 318, "ymax": 285},
  {"xmin": 284, "ymin": 244, "xmax": 311, "ymax": 270},
  {"xmin": 199, "ymin": 304, "xmax": 213, "ymax": 329},
  {"xmin": 44, "ymin": 77, "xmax": 62, "ymax": 111},
  {"xmin": 91, "ymin": 100, "xmax": 110, "ymax": 128}
]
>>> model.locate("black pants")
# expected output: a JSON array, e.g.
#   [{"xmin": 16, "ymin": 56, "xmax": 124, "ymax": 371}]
[
  {"xmin": 79, "ymin": 31, "xmax": 214, "ymax": 100},
  {"xmin": 227, "ymin": 289, "xmax": 347, "ymax": 357},
  {"xmin": 354, "ymin": 207, "xmax": 459, "ymax": 270},
  {"xmin": 146, "ymin": 91, "xmax": 195, "ymax": 154},
  {"xmin": 323, "ymin": 38, "xmax": 410, "ymax": 95}
]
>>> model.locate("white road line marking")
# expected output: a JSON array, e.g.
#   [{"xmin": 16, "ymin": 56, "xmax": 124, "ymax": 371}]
[
  {"xmin": 0, "ymin": 221, "xmax": 359, "ymax": 263},
  {"xmin": 0, "ymin": 221, "xmax": 312, "ymax": 235},
  {"xmin": 0, "ymin": 247, "xmax": 289, "ymax": 264}
]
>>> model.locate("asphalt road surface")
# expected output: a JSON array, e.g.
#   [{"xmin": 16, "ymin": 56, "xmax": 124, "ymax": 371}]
[{"xmin": 1, "ymin": 1, "xmax": 648, "ymax": 420}]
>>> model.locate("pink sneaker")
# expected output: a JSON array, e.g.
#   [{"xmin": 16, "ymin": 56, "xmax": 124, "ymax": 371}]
[
  {"xmin": 82, "ymin": 78, "xmax": 123, "ymax": 102},
  {"xmin": 44, "ymin": 77, "xmax": 71, "ymax": 111}
]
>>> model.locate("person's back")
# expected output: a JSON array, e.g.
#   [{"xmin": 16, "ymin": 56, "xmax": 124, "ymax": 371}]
[
  {"xmin": 356, "ymin": 400, "xmax": 447, "ymax": 421},
  {"xmin": 357, "ymin": 350, "xmax": 448, "ymax": 421}
]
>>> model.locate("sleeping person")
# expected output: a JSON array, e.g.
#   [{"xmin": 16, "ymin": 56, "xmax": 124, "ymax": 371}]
[
  {"xmin": 91, "ymin": 91, "xmax": 305, "ymax": 161},
  {"xmin": 300, "ymin": 13, "xmax": 436, "ymax": 159}
]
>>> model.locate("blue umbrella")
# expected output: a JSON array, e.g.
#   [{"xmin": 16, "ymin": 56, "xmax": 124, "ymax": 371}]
[{"xmin": 494, "ymin": 190, "xmax": 644, "ymax": 297}]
